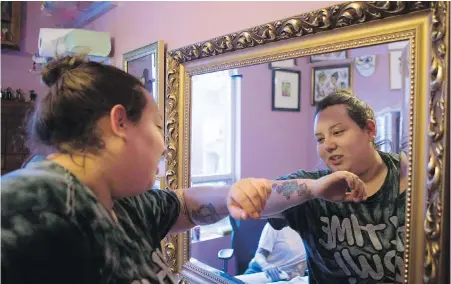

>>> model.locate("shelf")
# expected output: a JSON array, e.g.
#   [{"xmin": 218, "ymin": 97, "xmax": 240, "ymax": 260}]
[{"xmin": 1, "ymin": 40, "xmax": 19, "ymax": 50}]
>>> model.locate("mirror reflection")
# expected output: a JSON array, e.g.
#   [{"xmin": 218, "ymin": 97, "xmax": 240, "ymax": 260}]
[{"xmin": 190, "ymin": 40, "xmax": 410, "ymax": 283}]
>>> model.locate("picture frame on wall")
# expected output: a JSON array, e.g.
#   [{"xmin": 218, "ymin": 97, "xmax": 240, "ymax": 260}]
[
  {"xmin": 272, "ymin": 69, "xmax": 301, "ymax": 112},
  {"xmin": 123, "ymin": 40, "xmax": 165, "ymax": 110},
  {"xmin": 312, "ymin": 64, "xmax": 352, "ymax": 105},
  {"xmin": 310, "ymin": 50, "xmax": 348, "ymax": 63},
  {"xmin": 269, "ymin": 58, "xmax": 297, "ymax": 69}
]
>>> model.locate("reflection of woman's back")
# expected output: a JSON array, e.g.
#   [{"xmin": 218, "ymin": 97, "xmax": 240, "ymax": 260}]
[
  {"xmin": 261, "ymin": 224, "xmax": 307, "ymax": 272},
  {"xmin": 244, "ymin": 223, "xmax": 307, "ymax": 280}
]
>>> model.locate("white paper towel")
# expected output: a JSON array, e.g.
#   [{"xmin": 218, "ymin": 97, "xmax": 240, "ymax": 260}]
[{"xmin": 38, "ymin": 28, "xmax": 73, "ymax": 58}]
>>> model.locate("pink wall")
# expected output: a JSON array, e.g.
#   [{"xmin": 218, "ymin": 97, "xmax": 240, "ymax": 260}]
[
  {"xmin": 239, "ymin": 43, "xmax": 403, "ymax": 178},
  {"xmin": 83, "ymin": 1, "xmax": 337, "ymax": 67},
  {"xmin": 240, "ymin": 62, "xmax": 317, "ymax": 179},
  {"xmin": 1, "ymin": 2, "xmax": 56, "ymax": 96},
  {"xmin": 2, "ymin": 2, "xmax": 338, "ymax": 94}
]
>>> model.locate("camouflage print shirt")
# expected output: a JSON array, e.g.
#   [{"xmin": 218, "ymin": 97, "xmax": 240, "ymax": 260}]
[
  {"xmin": 269, "ymin": 151, "xmax": 405, "ymax": 284},
  {"xmin": 1, "ymin": 159, "xmax": 180, "ymax": 284}
]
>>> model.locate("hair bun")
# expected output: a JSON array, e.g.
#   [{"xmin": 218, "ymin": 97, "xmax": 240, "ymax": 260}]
[{"xmin": 41, "ymin": 55, "xmax": 87, "ymax": 87}]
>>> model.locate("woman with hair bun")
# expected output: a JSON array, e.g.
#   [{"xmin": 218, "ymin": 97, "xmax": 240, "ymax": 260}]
[
  {"xmin": 1, "ymin": 56, "xmax": 368, "ymax": 284},
  {"xmin": 0, "ymin": 55, "xmax": 270, "ymax": 284}
]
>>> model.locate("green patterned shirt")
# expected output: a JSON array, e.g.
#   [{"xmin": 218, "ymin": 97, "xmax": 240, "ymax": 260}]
[
  {"xmin": 269, "ymin": 151, "xmax": 405, "ymax": 284},
  {"xmin": 1, "ymin": 158, "xmax": 180, "ymax": 284}
]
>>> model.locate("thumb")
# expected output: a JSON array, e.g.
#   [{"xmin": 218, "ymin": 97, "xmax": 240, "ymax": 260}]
[
  {"xmin": 227, "ymin": 198, "xmax": 249, "ymax": 220},
  {"xmin": 264, "ymin": 179, "xmax": 273, "ymax": 195}
]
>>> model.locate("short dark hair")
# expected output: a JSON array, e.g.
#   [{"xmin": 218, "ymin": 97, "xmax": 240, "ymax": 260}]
[
  {"xmin": 315, "ymin": 89, "xmax": 375, "ymax": 130},
  {"xmin": 27, "ymin": 55, "xmax": 148, "ymax": 155}
]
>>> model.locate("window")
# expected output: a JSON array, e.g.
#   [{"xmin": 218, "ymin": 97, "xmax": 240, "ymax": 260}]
[
  {"xmin": 375, "ymin": 109, "xmax": 401, "ymax": 153},
  {"xmin": 190, "ymin": 70, "xmax": 241, "ymax": 242}
]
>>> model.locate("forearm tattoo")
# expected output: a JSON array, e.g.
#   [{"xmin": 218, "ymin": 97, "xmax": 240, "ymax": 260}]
[
  {"xmin": 190, "ymin": 203, "xmax": 221, "ymax": 225},
  {"xmin": 175, "ymin": 189, "xmax": 188, "ymax": 216},
  {"xmin": 273, "ymin": 181, "xmax": 309, "ymax": 200}
]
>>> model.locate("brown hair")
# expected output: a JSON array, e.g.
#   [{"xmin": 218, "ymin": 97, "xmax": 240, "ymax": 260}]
[
  {"xmin": 27, "ymin": 55, "xmax": 148, "ymax": 155},
  {"xmin": 315, "ymin": 89, "xmax": 375, "ymax": 129},
  {"xmin": 315, "ymin": 89, "xmax": 391, "ymax": 150}
]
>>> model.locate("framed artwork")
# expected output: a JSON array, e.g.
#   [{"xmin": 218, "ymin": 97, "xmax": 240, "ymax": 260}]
[
  {"xmin": 310, "ymin": 51, "xmax": 348, "ymax": 63},
  {"xmin": 272, "ymin": 69, "xmax": 301, "ymax": 112},
  {"xmin": 1, "ymin": 1, "xmax": 21, "ymax": 49},
  {"xmin": 312, "ymin": 64, "xmax": 352, "ymax": 105},
  {"xmin": 269, "ymin": 58, "xmax": 297, "ymax": 69},
  {"xmin": 1, "ymin": 1, "xmax": 12, "ymax": 21},
  {"xmin": 123, "ymin": 41, "xmax": 165, "ymax": 110}
]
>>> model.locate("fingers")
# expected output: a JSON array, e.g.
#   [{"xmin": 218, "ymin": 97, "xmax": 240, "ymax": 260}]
[
  {"xmin": 227, "ymin": 196, "xmax": 249, "ymax": 220},
  {"xmin": 266, "ymin": 267, "xmax": 281, "ymax": 282},
  {"xmin": 357, "ymin": 179, "xmax": 367, "ymax": 201},
  {"xmin": 230, "ymin": 185, "xmax": 259, "ymax": 219},
  {"xmin": 228, "ymin": 178, "xmax": 272, "ymax": 219},
  {"xmin": 351, "ymin": 176, "xmax": 367, "ymax": 201},
  {"xmin": 338, "ymin": 171, "xmax": 367, "ymax": 202},
  {"xmin": 248, "ymin": 179, "xmax": 266, "ymax": 212},
  {"xmin": 263, "ymin": 179, "xmax": 272, "ymax": 195},
  {"xmin": 250, "ymin": 178, "xmax": 272, "ymax": 207}
]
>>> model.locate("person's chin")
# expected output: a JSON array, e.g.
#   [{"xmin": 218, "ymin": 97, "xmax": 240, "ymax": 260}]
[{"xmin": 328, "ymin": 163, "xmax": 349, "ymax": 172}]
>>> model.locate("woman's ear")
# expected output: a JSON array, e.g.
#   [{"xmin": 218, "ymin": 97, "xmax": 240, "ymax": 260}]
[
  {"xmin": 110, "ymin": 104, "xmax": 128, "ymax": 139},
  {"xmin": 366, "ymin": 120, "xmax": 377, "ymax": 141}
]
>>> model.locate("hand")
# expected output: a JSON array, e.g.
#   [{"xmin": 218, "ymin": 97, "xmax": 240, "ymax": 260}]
[
  {"xmin": 264, "ymin": 266, "xmax": 282, "ymax": 282},
  {"xmin": 227, "ymin": 178, "xmax": 272, "ymax": 220},
  {"xmin": 311, "ymin": 171, "xmax": 367, "ymax": 202}
]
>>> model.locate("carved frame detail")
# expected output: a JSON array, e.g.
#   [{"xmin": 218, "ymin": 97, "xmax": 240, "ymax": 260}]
[{"xmin": 164, "ymin": 1, "xmax": 449, "ymax": 283}]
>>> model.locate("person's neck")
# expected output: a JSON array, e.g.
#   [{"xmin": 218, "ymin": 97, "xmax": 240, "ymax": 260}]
[
  {"xmin": 47, "ymin": 153, "xmax": 114, "ymax": 211},
  {"xmin": 357, "ymin": 150, "xmax": 387, "ymax": 195}
]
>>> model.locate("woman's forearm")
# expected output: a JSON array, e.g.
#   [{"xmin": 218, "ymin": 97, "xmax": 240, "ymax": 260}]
[
  {"xmin": 184, "ymin": 186, "xmax": 230, "ymax": 225},
  {"xmin": 183, "ymin": 178, "xmax": 315, "ymax": 225},
  {"xmin": 261, "ymin": 179, "xmax": 315, "ymax": 218},
  {"xmin": 171, "ymin": 173, "xmax": 361, "ymax": 234},
  {"xmin": 254, "ymin": 251, "xmax": 270, "ymax": 269}
]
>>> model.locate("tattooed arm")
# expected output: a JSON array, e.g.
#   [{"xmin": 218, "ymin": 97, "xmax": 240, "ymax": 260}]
[
  {"xmin": 254, "ymin": 179, "xmax": 314, "ymax": 219},
  {"xmin": 169, "ymin": 186, "xmax": 230, "ymax": 234},
  {"xmin": 169, "ymin": 180, "xmax": 313, "ymax": 234},
  {"xmin": 169, "ymin": 171, "xmax": 367, "ymax": 233},
  {"xmin": 229, "ymin": 171, "xmax": 367, "ymax": 219}
]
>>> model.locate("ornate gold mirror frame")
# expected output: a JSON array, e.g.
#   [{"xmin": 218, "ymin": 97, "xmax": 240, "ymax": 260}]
[{"xmin": 163, "ymin": 2, "xmax": 449, "ymax": 283}]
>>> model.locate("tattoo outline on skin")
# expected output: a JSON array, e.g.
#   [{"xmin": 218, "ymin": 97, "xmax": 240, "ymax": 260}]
[
  {"xmin": 190, "ymin": 203, "xmax": 221, "ymax": 225},
  {"xmin": 273, "ymin": 181, "xmax": 308, "ymax": 200},
  {"xmin": 175, "ymin": 189, "xmax": 188, "ymax": 215}
]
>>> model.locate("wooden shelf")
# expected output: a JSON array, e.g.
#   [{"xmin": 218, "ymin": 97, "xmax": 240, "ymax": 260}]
[{"xmin": 1, "ymin": 39, "xmax": 19, "ymax": 49}]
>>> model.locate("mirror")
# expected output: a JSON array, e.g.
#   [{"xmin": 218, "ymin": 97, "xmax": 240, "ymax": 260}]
[
  {"xmin": 123, "ymin": 41, "xmax": 166, "ymax": 190},
  {"xmin": 123, "ymin": 40, "xmax": 165, "ymax": 110},
  {"xmin": 163, "ymin": 2, "xmax": 449, "ymax": 283},
  {"xmin": 189, "ymin": 40, "xmax": 410, "ymax": 283}
]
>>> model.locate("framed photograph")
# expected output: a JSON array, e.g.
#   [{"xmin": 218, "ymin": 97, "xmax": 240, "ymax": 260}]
[
  {"xmin": 272, "ymin": 69, "xmax": 301, "ymax": 112},
  {"xmin": 310, "ymin": 51, "xmax": 348, "ymax": 63},
  {"xmin": 312, "ymin": 64, "xmax": 352, "ymax": 105},
  {"xmin": 269, "ymin": 58, "xmax": 297, "ymax": 69},
  {"xmin": 123, "ymin": 41, "xmax": 165, "ymax": 110},
  {"xmin": 1, "ymin": 1, "xmax": 12, "ymax": 22}
]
